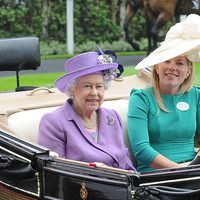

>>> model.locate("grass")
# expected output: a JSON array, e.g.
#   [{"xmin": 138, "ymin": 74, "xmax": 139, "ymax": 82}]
[
  {"xmin": 0, "ymin": 65, "xmax": 200, "ymax": 92},
  {"xmin": 0, "ymin": 67, "xmax": 138, "ymax": 92},
  {"xmin": 0, "ymin": 72, "xmax": 63, "ymax": 92}
]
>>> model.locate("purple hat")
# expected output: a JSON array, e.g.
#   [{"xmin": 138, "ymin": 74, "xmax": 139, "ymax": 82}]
[{"xmin": 55, "ymin": 49, "xmax": 123, "ymax": 93}]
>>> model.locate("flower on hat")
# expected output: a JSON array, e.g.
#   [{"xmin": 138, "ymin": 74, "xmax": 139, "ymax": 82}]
[
  {"xmin": 97, "ymin": 46, "xmax": 124, "ymax": 78},
  {"xmin": 97, "ymin": 54, "xmax": 113, "ymax": 64}
]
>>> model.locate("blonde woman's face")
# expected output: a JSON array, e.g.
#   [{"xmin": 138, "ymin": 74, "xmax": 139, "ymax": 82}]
[
  {"xmin": 73, "ymin": 74, "xmax": 105, "ymax": 114},
  {"xmin": 155, "ymin": 56, "xmax": 191, "ymax": 94}
]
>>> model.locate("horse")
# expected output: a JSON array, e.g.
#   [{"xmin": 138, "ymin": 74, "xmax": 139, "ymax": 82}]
[{"xmin": 124, "ymin": 0, "xmax": 200, "ymax": 53}]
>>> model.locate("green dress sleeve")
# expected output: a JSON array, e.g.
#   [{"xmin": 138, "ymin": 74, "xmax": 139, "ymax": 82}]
[
  {"xmin": 195, "ymin": 86, "xmax": 200, "ymax": 145},
  {"xmin": 127, "ymin": 89, "xmax": 159, "ymax": 167}
]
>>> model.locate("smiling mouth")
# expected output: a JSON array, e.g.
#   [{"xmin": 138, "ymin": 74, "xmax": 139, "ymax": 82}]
[
  {"xmin": 87, "ymin": 99, "xmax": 99, "ymax": 103},
  {"xmin": 165, "ymin": 73, "xmax": 178, "ymax": 77}
]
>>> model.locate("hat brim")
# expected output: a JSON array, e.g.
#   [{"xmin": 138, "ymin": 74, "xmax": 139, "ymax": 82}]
[
  {"xmin": 135, "ymin": 39, "xmax": 200, "ymax": 69},
  {"xmin": 55, "ymin": 63, "xmax": 117, "ymax": 93}
]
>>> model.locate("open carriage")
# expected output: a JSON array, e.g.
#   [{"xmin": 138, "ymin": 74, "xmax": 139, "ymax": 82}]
[{"xmin": 0, "ymin": 37, "xmax": 200, "ymax": 200}]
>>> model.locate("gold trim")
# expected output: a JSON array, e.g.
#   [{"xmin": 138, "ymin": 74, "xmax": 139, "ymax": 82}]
[{"xmin": 80, "ymin": 182, "xmax": 88, "ymax": 200}]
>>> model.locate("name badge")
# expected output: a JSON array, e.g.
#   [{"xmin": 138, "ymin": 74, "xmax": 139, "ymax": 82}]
[{"xmin": 176, "ymin": 102, "xmax": 189, "ymax": 111}]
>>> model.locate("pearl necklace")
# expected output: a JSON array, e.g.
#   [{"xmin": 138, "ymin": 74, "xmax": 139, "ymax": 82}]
[{"xmin": 81, "ymin": 112, "xmax": 97, "ymax": 129}]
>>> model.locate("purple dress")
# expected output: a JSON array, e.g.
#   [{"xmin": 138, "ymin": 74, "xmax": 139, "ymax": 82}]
[{"xmin": 38, "ymin": 99, "xmax": 134, "ymax": 170}]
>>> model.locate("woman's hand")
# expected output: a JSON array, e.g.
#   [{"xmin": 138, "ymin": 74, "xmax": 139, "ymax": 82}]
[{"xmin": 150, "ymin": 154, "xmax": 185, "ymax": 169}]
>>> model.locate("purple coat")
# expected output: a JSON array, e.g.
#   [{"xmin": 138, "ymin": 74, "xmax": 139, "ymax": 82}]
[{"xmin": 38, "ymin": 100, "xmax": 134, "ymax": 170}]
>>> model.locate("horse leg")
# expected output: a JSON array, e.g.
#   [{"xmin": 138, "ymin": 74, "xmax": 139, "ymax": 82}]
[
  {"xmin": 151, "ymin": 13, "xmax": 172, "ymax": 50},
  {"xmin": 151, "ymin": 20, "xmax": 164, "ymax": 50},
  {"xmin": 147, "ymin": 31, "xmax": 152, "ymax": 54},
  {"xmin": 146, "ymin": 20, "xmax": 153, "ymax": 54},
  {"xmin": 124, "ymin": 2, "xmax": 140, "ymax": 51}
]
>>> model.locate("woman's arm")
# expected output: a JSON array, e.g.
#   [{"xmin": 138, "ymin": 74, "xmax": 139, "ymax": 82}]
[
  {"xmin": 38, "ymin": 112, "xmax": 66, "ymax": 157},
  {"xmin": 150, "ymin": 154, "xmax": 182, "ymax": 169},
  {"xmin": 127, "ymin": 91, "xmax": 158, "ymax": 167}
]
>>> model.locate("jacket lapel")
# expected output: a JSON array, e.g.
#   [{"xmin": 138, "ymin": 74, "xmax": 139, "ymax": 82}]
[{"xmin": 63, "ymin": 100, "xmax": 119, "ymax": 163}]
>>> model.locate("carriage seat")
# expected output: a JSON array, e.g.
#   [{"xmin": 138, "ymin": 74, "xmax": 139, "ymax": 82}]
[
  {"xmin": 0, "ymin": 37, "xmax": 41, "ymax": 91},
  {"xmin": 0, "ymin": 72, "xmax": 152, "ymax": 166},
  {"xmin": 2, "ymin": 98, "xmax": 134, "ymax": 163}
]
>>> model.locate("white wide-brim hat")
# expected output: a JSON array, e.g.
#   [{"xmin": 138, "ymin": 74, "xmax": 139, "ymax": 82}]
[{"xmin": 135, "ymin": 14, "xmax": 200, "ymax": 69}]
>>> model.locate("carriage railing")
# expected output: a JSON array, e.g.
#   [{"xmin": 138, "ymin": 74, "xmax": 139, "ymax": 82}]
[
  {"xmin": 0, "ymin": 130, "xmax": 49, "ymax": 162},
  {"xmin": 0, "ymin": 130, "xmax": 52, "ymax": 199}
]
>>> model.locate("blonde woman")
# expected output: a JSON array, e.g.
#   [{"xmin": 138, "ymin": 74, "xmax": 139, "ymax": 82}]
[{"xmin": 127, "ymin": 14, "xmax": 200, "ymax": 173}]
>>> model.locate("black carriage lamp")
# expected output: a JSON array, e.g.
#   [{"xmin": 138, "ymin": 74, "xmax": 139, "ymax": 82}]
[{"xmin": 0, "ymin": 37, "xmax": 41, "ymax": 92}]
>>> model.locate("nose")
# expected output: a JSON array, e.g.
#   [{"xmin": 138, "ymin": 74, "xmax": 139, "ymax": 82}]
[
  {"xmin": 168, "ymin": 63, "xmax": 176, "ymax": 71},
  {"xmin": 169, "ymin": 60, "xmax": 177, "ymax": 70},
  {"xmin": 90, "ymin": 86, "xmax": 97, "ymax": 96}
]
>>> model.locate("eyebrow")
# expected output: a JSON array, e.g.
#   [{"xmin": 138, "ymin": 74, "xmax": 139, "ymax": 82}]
[
  {"xmin": 79, "ymin": 81, "xmax": 104, "ymax": 85},
  {"xmin": 175, "ymin": 59, "xmax": 187, "ymax": 62}
]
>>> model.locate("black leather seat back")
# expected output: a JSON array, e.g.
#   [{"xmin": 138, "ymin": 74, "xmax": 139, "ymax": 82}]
[{"xmin": 0, "ymin": 37, "xmax": 40, "ymax": 71}]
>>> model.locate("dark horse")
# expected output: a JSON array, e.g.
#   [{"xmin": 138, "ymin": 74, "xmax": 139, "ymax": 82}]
[{"xmin": 124, "ymin": 0, "xmax": 200, "ymax": 53}]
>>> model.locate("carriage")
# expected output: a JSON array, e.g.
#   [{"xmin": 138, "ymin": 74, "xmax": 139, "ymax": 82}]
[{"xmin": 1, "ymin": 37, "xmax": 200, "ymax": 200}]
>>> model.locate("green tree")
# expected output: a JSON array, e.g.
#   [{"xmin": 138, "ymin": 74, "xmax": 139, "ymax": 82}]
[
  {"xmin": 74, "ymin": 0, "xmax": 122, "ymax": 44},
  {"xmin": 0, "ymin": 0, "xmax": 143, "ymax": 52}
]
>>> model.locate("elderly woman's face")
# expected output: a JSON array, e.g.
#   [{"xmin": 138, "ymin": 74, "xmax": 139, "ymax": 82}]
[
  {"xmin": 73, "ymin": 74, "xmax": 104, "ymax": 113},
  {"xmin": 155, "ymin": 56, "xmax": 191, "ymax": 94}
]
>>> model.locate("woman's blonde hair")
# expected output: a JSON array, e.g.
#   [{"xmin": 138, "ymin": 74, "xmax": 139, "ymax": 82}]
[{"xmin": 152, "ymin": 58, "xmax": 194, "ymax": 112}]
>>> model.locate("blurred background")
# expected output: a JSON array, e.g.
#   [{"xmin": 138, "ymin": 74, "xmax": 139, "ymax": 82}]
[
  {"xmin": 0, "ymin": 0, "xmax": 199, "ymax": 91},
  {"xmin": 0, "ymin": 0, "xmax": 158, "ymax": 55}
]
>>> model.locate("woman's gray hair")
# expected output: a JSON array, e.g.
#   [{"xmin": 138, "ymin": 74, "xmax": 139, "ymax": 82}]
[
  {"xmin": 64, "ymin": 79, "xmax": 77, "ymax": 98},
  {"xmin": 64, "ymin": 75, "xmax": 111, "ymax": 98}
]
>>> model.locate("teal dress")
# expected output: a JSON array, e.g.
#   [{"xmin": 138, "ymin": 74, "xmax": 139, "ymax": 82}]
[{"xmin": 127, "ymin": 86, "xmax": 200, "ymax": 173}]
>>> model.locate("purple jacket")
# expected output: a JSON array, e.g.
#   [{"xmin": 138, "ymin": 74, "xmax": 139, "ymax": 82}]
[{"xmin": 38, "ymin": 100, "xmax": 134, "ymax": 170}]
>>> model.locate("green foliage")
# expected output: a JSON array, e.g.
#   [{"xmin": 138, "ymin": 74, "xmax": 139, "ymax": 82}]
[
  {"xmin": 74, "ymin": 41, "xmax": 97, "ymax": 53},
  {"xmin": 0, "ymin": 0, "xmax": 127, "ymax": 48},
  {"xmin": 47, "ymin": 0, "xmax": 66, "ymax": 41},
  {"xmin": 139, "ymin": 38, "xmax": 149, "ymax": 51},
  {"xmin": 0, "ymin": 0, "xmax": 175, "ymax": 52},
  {"xmin": 102, "ymin": 40, "xmax": 133, "ymax": 52},
  {"xmin": 0, "ymin": 0, "xmax": 41, "ymax": 37},
  {"xmin": 74, "ymin": 0, "xmax": 122, "ymax": 44},
  {"xmin": 40, "ymin": 40, "xmax": 67, "ymax": 56},
  {"xmin": 40, "ymin": 40, "xmax": 135, "ymax": 55}
]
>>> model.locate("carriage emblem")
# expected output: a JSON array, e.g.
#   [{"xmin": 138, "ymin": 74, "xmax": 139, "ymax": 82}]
[{"xmin": 80, "ymin": 182, "xmax": 88, "ymax": 200}]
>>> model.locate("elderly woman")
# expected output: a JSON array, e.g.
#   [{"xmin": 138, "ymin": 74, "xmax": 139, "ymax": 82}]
[
  {"xmin": 127, "ymin": 14, "xmax": 200, "ymax": 173},
  {"xmin": 38, "ymin": 48, "xmax": 134, "ymax": 170}
]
